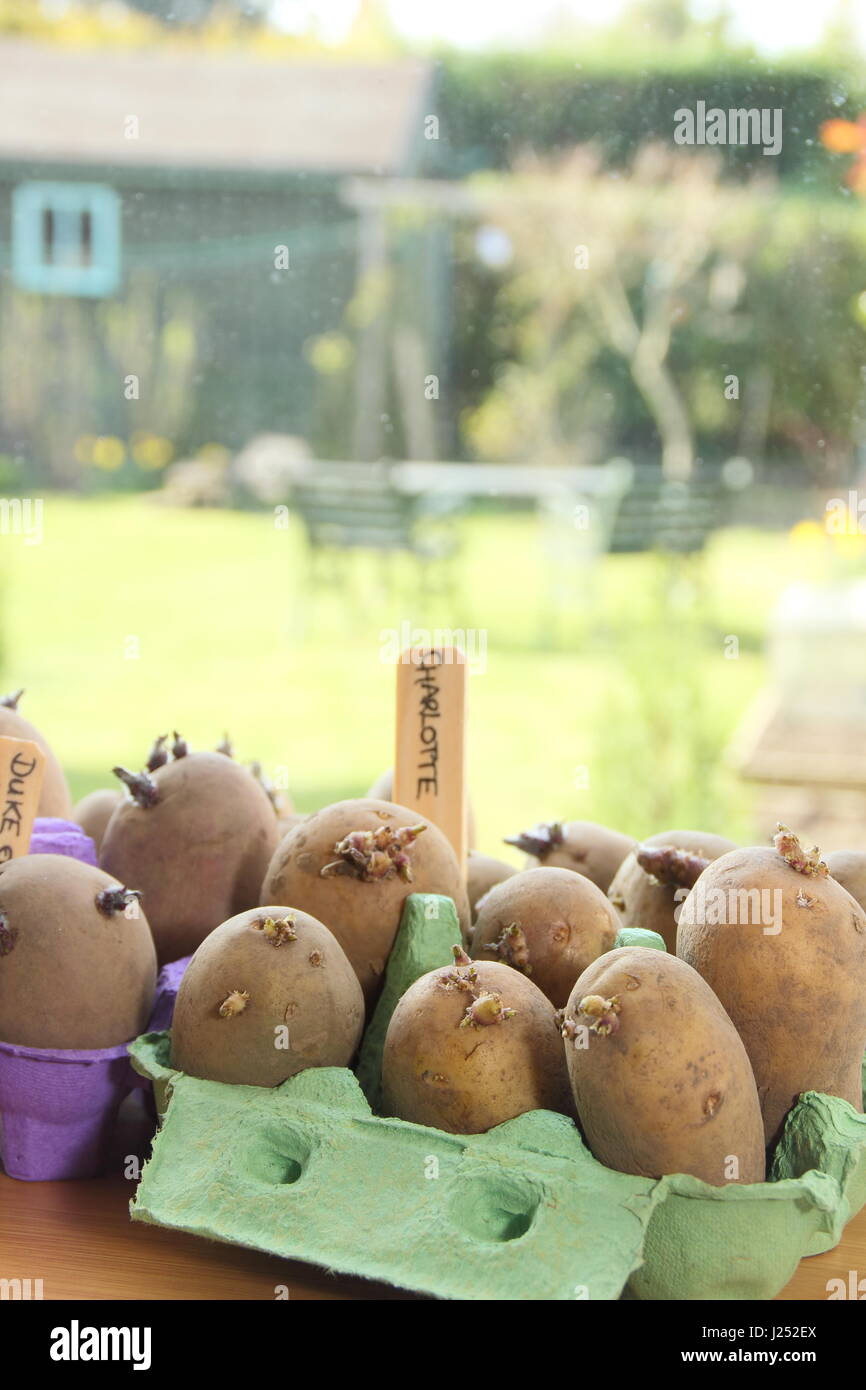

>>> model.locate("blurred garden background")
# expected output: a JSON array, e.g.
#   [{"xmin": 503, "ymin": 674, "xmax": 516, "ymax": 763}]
[{"xmin": 3, "ymin": 0, "xmax": 866, "ymax": 857}]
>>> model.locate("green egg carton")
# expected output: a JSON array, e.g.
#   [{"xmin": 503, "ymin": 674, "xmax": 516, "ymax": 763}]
[{"xmin": 128, "ymin": 897, "xmax": 866, "ymax": 1301}]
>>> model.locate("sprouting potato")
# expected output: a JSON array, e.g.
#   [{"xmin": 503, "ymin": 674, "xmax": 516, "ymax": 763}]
[
  {"xmin": 677, "ymin": 826, "xmax": 866, "ymax": 1147},
  {"xmin": 261, "ymin": 798, "xmax": 470, "ymax": 1005},
  {"xmin": 367, "ymin": 768, "xmax": 477, "ymax": 849},
  {"xmin": 607, "ymin": 828, "xmax": 737, "ymax": 952},
  {"xmin": 471, "ymin": 866, "xmax": 620, "ymax": 1007},
  {"xmin": 504, "ymin": 819, "xmax": 634, "ymax": 893},
  {"xmin": 100, "ymin": 737, "xmax": 279, "ymax": 965},
  {"xmin": 562, "ymin": 946, "xmax": 765, "ymax": 1185},
  {"xmin": 0, "ymin": 854, "xmax": 156, "ymax": 1049},
  {"xmin": 170, "ymin": 906, "xmax": 364, "ymax": 1087},
  {"xmin": 382, "ymin": 948, "xmax": 572, "ymax": 1134}
]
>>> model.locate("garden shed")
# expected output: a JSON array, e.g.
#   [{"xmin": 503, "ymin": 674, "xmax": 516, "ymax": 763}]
[{"xmin": 0, "ymin": 41, "xmax": 435, "ymax": 483}]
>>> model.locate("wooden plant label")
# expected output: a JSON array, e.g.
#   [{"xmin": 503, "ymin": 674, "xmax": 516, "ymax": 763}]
[
  {"xmin": 394, "ymin": 646, "xmax": 467, "ymax": 874},
  {"xmin": 0, "ymin": 736, "xmax": 45, "ymax": 861}
]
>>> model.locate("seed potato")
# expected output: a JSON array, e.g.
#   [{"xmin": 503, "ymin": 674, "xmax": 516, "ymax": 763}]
[
  {"xmin": 261, "ymin": 798, "xmax": 470, "ymax": 1005},
  {"xmin": 562, "ymin": 946, "xmax": 765, "ymax": 1185},
  {"xmin": 607, "ymin": 828, "xmax": 737, "ymax": 952},
  {"xmin": 170, "ymin": 906, "xmax": 364, "ymax": 1087},
  {"xmin": 504, "ymin": 819, "xmax": 634, "ymax": 893},
  {"xmin": 471, "ymin": 866, "xmax": 620, "ymax": 1007},
  {"xmin": 367, "ymin": 768, "xmax": 477, "ymax": 849},
  {"xmin": 677, "ymin": 829, "xmax": 866, "ymax": 1147},
  {"xmin": 0, "ymin": 854, "xmax": 156, "ymax": 1049},
  {"xmin": 101, "ymin": 746, "xmax": 279, "ymax": 965},
  {"xmin": 382, "ymin": 951, "xmax": 573, "ymax": 1133}
]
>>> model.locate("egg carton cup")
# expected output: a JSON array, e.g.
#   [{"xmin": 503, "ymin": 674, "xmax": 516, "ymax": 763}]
[
  {"xmin": 0, "ymin": 947, "xmax": 192, "ymax": 1182},
  {"xmin": 0, "ymin": 1038, "xmax": 143, "ymax": 1182},
  {"xmin": 139, "ymin": 955, "xmax": 192, "ymax": 1041},
  {"xmin": 28, "ymin": 817, "xmax": 98, "ymax": 865},
  {"xmin": 129, "ymin": 899, "xmax": 866, "ymax": 1299}
]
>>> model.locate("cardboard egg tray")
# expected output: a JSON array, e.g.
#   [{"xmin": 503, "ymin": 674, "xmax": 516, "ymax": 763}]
[{"xmin": 128, "ymin": 895, "xmax": 866, "ymax": 1301}]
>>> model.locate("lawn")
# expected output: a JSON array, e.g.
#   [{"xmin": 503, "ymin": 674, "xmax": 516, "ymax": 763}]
[{"xmin": 0, "ymin": 494, "xmax": 806, "ymax": 857}]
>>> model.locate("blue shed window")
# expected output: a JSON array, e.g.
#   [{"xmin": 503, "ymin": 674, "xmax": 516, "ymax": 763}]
[{"xmin": 12, "ymin": 182, "xmax": 121, "ymax": 297}]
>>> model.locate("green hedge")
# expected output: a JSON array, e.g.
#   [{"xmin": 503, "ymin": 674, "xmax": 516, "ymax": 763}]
[{"xmin": 435, "ymin": 53, "xmax": 866, "ymax": 187}]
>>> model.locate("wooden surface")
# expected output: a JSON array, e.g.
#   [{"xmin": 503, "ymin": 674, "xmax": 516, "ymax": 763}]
[
  {"xmin": 0, "ymin": 1173, "xmax": 414, "ymax": 1301},
  {"xmin": 2, "ymin": 1170, "xmax": 863, "ymax": 1301}
]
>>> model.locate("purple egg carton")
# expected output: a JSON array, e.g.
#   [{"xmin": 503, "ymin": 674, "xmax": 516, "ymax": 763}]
[
  {"xmin": 29, "ymin": 817, "xmax": 98, "ymax": 865},
  {"xmin": 0, "ymin": 1038, "xmax": 139, "ymax": 1181},
  {"xmin": 0, "ymin": 820, "xmax": 192, "ymax": 1180},
  {"xmin": 0, "ymin": 957, "xmax": 191, "ymax": 1181},
  {"xmin": 144, "ymin": 955, "xmax": 191, "ymax": 1036}
]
